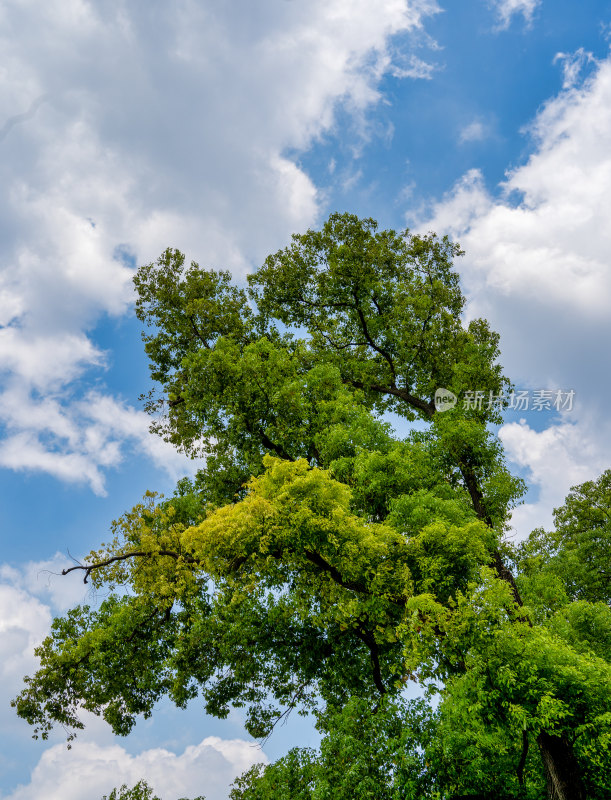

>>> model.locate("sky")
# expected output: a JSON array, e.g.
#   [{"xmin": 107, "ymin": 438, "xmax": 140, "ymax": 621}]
[{"xmin": 1, "ymin": 0, "xmax": 611, "ymax": 797}]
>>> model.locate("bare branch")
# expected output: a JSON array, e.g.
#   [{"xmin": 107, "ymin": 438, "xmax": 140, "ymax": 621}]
[
  {"xmin": 258, "ymin": 680, "xmax": 310, "ymax": 747},
  {"xmin": 62, "ymin": 550, "xmax": 202, "ymax": 583}
]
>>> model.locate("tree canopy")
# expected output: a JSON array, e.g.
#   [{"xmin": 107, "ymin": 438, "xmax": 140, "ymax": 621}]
[
  {"xmin": 12, "ymin": 213, "xmax": 611, "ymax": 800},
  {"xmin": 101, "ymin": 781, "xmax": 204, "ymax": 800}
]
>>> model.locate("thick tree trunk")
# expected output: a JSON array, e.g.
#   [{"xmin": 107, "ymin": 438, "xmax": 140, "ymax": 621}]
[{"xmin": 537, "ymin": 731, "xmax": 586, "ymax": 800}]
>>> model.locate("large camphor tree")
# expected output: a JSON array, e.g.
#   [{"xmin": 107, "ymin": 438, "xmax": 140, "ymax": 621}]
[{"xmin": 13, "ymin": 214, "xmax": 611, "ymax": 799}]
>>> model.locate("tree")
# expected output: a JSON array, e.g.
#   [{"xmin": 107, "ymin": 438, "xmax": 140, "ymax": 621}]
[
  {"xmin": 102, "ymin": 782, "xmax": 163, "ymax": 800},
  {"xmin": 101, "ymin": 780, "xmax": 204, "ymax": 800},
  {"xmin": 229, "ymin": 696, "xmax": 438, "ymax": 800},
  {"xmin": 12, "ymin": 213, "xmax": 611, "ymax": 799},
  {"xmin": 518, "ymin": 470, "xmax": 611, "ymax": 607}
]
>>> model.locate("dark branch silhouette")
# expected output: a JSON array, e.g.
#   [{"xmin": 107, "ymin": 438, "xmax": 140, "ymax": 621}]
[{"xmin": 62, "ymin": 550, "xmax": 202, "ymax": 583}]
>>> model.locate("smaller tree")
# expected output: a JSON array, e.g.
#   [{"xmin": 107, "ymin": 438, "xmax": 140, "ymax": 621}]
[
  {"xmin": 518, "ymin": 469, "xmax": 611, "ymax": 607},
  {"xmin": 514, "ymin": 469, "xmax": 611, "ymax": 796},
  {"xmin": 230, "ymin": 697, "xmax": 437, "ymax": 800},
  {"xmin": 101, "ymin": 780, "xmax": 204, "ymax": 800}
]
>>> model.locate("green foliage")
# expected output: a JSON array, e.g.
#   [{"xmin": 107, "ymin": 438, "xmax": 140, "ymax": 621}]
[
  {"xmin": 518, "ymin": 470, "xmax": 611, "ymax": 607},
  {"xmin": 230, "ymin": 697, "xmax": 437, "ymax": 800},
  {"xmin": 12, "ymin": 213, "xmax": 611, "ymax": 800},
  {"xmin": 102, "ymin": 782, "xmax": 162, "ymax": 800},
  {"xmin": 433, "ymin": 592, "xmax": 611, "ymax": 797},
  {"xmin": 101, "ymin": 780, "xmax": 204, "ymax": 800},
  {"xmin": 249, "ymin": 213, "xmax": 506, "ymax": 424}
]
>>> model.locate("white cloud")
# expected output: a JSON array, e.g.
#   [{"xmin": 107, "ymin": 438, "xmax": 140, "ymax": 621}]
[
  {"xmin": 417, "ymin": 53, "xmax": 611, "ymax": 538},
  {"xmin": 417, "ymin": 168, "xmax": 491, "ymax": 236},
  {"xmin": 0, "ymin": 390, "xmax": 194, "ymax": 494},
  {"xmin": 490, "ymin": 0, "xmax": 541, "ymax": 29},
  {"xmin": 0, "ymin": 569, "xmax": 265, "ymax": 800},
  {"xmin": 390, "ymin": 53, "xmax": 437, "ymax": 80},
  {"xmin": 554, "ymin": 48, "xmax": 597, "ymax": 89},
  {"xmin": 459, "ymin": 119, "xmax": 488, "ymax": 144},
  {"xmin": 0, "ymin": 553, "xmax": 94, "ymax": 613},
  {"xmin": 499, "ymin": 417, "xmax": 610, "ymax": 538},
  {"xmin": 3, "ymin": 737, "xmax": 265, "ymax": 800},
  {"xmin": 0, "ymin": 0, "xmax": 439, "ymax": 491},
  {"xmin": 422, "ymin": 53, "xmax": 611, "ymax": 319},
  {"xmin": 0, "ymin": 583, "xmax": 51, "ymax": 694}
]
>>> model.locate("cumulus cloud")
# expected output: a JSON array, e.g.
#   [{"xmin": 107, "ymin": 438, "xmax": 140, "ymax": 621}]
[
  {"xmin": 418, "ymin": 53, "xmax": 611, "ymax": 538},
  {"xmin": 4, "ymin": 737, "xmax": 265, "ymax": 800},
  {"xmin": 0, "ymin": 568, "xmax": 265, "ymax": 800},
  {"xmin": 0, "ymin": 0, "xmax": 439, "ymax": 491},
  {"xmin": 0, "ymin": 390, "xmax": 195, "ymax": 494},
  {"xmin": 499, "ymin": 416, "xmax": 610, "ymax": 537},
  {"xmin": 0, "ymin": 553, "xmax": 96, "ymax": 613},
  {"xmin": 0, "ymin": 583, "xmax": 51, "ymax": 694},
  {"xmin": 489, "ymin": 0, "xmax": 541, "ymax": 29},
  {"xmin": 422, "ymin": 52, "xmax": 611, "ymax": 326}
]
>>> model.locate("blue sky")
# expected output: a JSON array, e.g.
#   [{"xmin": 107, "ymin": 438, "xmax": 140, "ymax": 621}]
[{"xmin": 2, "ymin": 1, "xmax": 611, "ymax": 797}]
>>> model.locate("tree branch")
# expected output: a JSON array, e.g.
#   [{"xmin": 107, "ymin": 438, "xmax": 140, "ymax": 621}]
[
  {"xmin": 62, "ymin": 550, "xmax": 202, "ymax": 583},
  {"xmin": 242, "ymin": 415, "xmax": 294, "ymax": 462},
  {"xmin": 354, "ymin": 626, "xmax": 387, "ymax": 696},
  {"xmin": 456, "ymin": 458, "xmax": 526, "ymax": 610},
  {"xmin": 516, "ymin": 730, "xmax": 529, "ymax": 787},
  {"xmin": 303, "ymin": 550, "xmax": 370, "ymax": 596},
  {"xmin": 348, "ymin": 373, "xmax": 527, "ymax": 611},
  {"xmin": 351, "ymin": 290, "xmax": 397, "ymax": 384},
  {"xmin": 187, "ymin": 315, "xmax": 210, "ymax": 349},
  {"xmin": 349, "ymin": 379, "xmax": 434, "ymax": 417},
  {"xmin": 258, "ymin": 680, "xmax": 310, "ymax": 746}
]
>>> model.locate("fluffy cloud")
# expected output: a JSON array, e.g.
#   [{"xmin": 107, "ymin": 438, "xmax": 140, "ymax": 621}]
[
  {"xmin": 0, "ymin": 583, "xmax": 51, "ymax": 696},
  {"xmin": 0, "ymin": 553, "xmax": 95, "ymax": 613},
  {"xmin": 0, "ymin": 568, "xmax": 265, "ymax": 800},
  {"xmin": 4, "ymin": 737, "xmax": 265, "ymax": 800},
  {"xmin": 489, "ymin": 0, "xmax": 541, "ymax": 29},
  {"xmin": 499, "ymin": 416, "xmax": 610, "ymax": 536},
  {"xmin": 0, "ymin": 0, "xmax": 439, "ymax": 491},
  {"xmin": 0, "ymin": 389, "xmax": 195, "ymax": 494},
  {"xmin": 419, "ymin": 52, "xmax": 611, "ymax": 537},
  {"xmin": 423, "ymin": 51, "xmax": 611, "ymax": 348}
]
